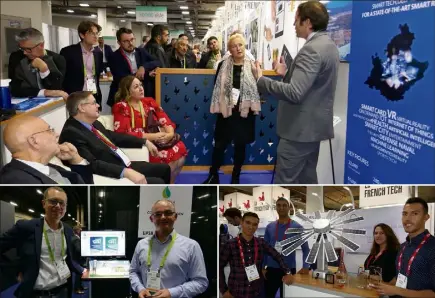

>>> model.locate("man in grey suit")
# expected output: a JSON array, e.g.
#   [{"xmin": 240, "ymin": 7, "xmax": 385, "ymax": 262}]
[{"xmin": 252, "ymin": 1, "xmax": 339, "ymax": 184}]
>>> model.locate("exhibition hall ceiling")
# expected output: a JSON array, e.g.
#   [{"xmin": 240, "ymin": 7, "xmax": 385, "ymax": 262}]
[{"xmin": 51, "ymin": 0, "xmax": 225, "ymax": 38}]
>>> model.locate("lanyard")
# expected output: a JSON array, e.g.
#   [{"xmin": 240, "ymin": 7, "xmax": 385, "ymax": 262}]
[
  {"xmin": 237, "ymin": 236, "xmax": 258, "ymax": 267},
  {"xmin": 147, "ymin": 232, "xmax": 177, "ymax": 272},
  {"xmin": 365, "ymin": 250, "xmax": 385, "ymax": 269},
  {"xmin": 183, "ymin": 56, "xmax": 186, "ymax": 69},
  {"xmin": 129, "ymin": 101, "xmax": 146, "ymax": 129},
  {"xmin": 43, "ymin": 227, "xmax": 65, "ymax": 264},
  {"xmin": 120, "ymin": 49, "xmax": 134, "ymax": 74},
  {"xmin": 397, "ymin": 233, "xmax": 430, "ymax": 276},
  {"xmin": 91, "ymin": 126, "xmax": 118, "ymax": 150},
  {"xmin": 275, "ymin": 219, "xmax": 291, "ymax": 242}
]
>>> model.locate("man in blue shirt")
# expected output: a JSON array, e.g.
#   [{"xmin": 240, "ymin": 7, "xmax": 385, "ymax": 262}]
[
  {"xmin": 374, "ymin": 197, "xmax": 435, "ymax": 297},
  {"xmin": 262, "ymin": 197, "xmax": 310, "ymax": 298},
  {"xmin": 129, "ymin": 200, "xmax": 208, "ymax": 298}
]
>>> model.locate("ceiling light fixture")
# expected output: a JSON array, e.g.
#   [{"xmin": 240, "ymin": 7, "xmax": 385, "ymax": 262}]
[
  {"xmin": 79, "ymin": 3, "xmax": 89, "ymax": 7},
  {"xmin": 10, "ymin": 201, "xmax": 18, "ymax": 206},
  {"xmin": 98, "ymin": 203, "xmax": 103, "ymax": 207},
  {"xmin": 186, "ymin": 21, "xmax": 192, "ymax": 24},
  {"xmin": 117, "ymin": 6, "xmax": 121, "ymax": 8},
  {"xmin": 90, "ymin": 14, "xmax": 96, "ymax": 17},
  {"xmin": 36, "ymin": 189, "xmax": 43, "ymax": 195},
  {"xmin": 28, "ymin": 209, "xmax": 35, "ymax": 213},
  {"xmin": 127, "ymin": 11, "xmax": 136, "ymax": 15},
  {"xmin": 180, "ymin": 6, "xmax": 188, "ymax": 9},
  {"xmin": 120, "ymin": 19, "xmax": 126, "ymax": 23},
  {"xmin": 147, "ymin": 23, "xmax": 153, "ymax": 26},
  {"xmin": 67, "ymin": 9, "xmax": 74, "ymax": 13},
  {"xmin": 41, "ymin": 214, "xmax": 45, "ymax": 217},
  {"xmin": 182, "ymin": 11, "xmax": 189, "ymax": 15}
]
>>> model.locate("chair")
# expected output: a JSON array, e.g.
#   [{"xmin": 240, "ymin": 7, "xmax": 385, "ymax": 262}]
[{"xmin": 97, "ymin": 115, "xmax": 149, "ymax": 162}]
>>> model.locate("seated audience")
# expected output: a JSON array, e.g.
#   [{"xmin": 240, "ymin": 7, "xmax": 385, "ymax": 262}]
[
  {"xmin": 107, "ymin": 27, "xmax": 160, "ymax": 107},
  {"xmin": 198, "ymin": 36, "xmax": 224, "ymax": 69},
  {"xmin": 59, "ymin": 91, "xmax": 171, "ymax": 184},
  {"xmin": 9, "ymin": 28, "xmax": 67, "ymax": 99},
  {"xmin": 167, "ymin": 37, "xmax": 197, "ymax": 69},
  {"xmin": 0, "ymin": 115, "xmax": 93, "ymax": 184},
  {"xmin": 112, "ymin": 76, "xmax": 187, "ymax": 184}
]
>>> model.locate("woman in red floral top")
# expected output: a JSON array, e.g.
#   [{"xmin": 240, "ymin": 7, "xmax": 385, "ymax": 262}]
[{"xmin": 112, "ymin": 76, "xmax": 187, "ymax": 183}]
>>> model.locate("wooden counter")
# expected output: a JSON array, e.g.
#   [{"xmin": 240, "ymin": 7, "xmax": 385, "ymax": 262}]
[{"xmin": 286, "ymin": 274, "xmax": 378, "ymax": 298}]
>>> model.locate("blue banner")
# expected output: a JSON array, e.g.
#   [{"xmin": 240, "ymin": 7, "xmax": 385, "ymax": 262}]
[{"xmin": 345, "ymin": 0, "xmax": 435, "ymax": 183}]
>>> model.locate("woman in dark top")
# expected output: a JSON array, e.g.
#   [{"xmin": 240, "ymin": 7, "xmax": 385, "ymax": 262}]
[
  {"xmin": 364, "ymin": 223, "xmax": 400, "ymax": 282},
  {"xmin": 203, "ymin": 33, "xmax": 261, "ymax": 184}
]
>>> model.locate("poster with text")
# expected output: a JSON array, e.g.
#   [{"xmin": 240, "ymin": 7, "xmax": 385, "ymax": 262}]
[{"xmin": 345, "ymin": 0, "xmax": 435, "ymax": 184}]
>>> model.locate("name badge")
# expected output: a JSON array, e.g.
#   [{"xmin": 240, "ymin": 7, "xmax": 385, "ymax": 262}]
[
  {"xmin": 86, "ymin": 78, "xmax": 97, "ymax": 94},
  {"xmin": 146, "ymin": 270, "xmax": 161, "ymax": 293},
  {"xmin": 274, "ymin": 242, "xmax": 283, "ymax": 254},
  {"xmin": 56, "ymin": 260, "xmax": 71, "ymax": 280},
  {"xmin": 231, "ymin": 88, "xmax": 240, "ymax": 105},
  {"xmin": 396, "ymin": 273, "xmax": 407, "ymax": 289},
  {"xmin": 245, "ymin": 264, "xmax": 260, "ymax": 282},
  {"xmin": 115, "ymin": 148, "xmax": 131, "ymax": 167}
]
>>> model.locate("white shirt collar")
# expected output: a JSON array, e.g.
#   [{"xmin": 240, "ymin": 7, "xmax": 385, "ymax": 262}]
[
  {"xmin": 307, "ymin": 31, "xmax": 318, "ymax": 42},
  {"xmin": 43, "ymin": 218, "xmax": 64, "ymax": 232},
  {"xmin": 16, "ymin": 159, "xmax": 50, "ymax": 176}
]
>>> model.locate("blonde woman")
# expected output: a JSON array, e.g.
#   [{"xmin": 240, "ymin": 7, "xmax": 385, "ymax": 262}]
[
  {"xmin": 112, "ymin": 75, "xmax": 187, "ymax": 184},
  {"xmin": 204, "ymin": 33, "xmax": 261, "ymax": 184}
]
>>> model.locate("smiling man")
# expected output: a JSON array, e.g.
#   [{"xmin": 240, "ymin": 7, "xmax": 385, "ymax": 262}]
[
  {"xmin": 0, "ymin": 187, "xmax": 87, "ymax": 298},
  {"xmin": 129, "ymin": 200, "xmax": 208, "ymax": 298},
  {"xmin": 374, "ymin": 197, "xmax": 435, "ymax": 297}
]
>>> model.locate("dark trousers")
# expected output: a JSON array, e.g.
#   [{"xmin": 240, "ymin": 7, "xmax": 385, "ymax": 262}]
[
  {"xmin": 264, "ymin": 267, "xmax": 296, "ymax": 298},
  {"xmin": 210, "ymin": 140, "xmax": 246, "ymax": 175},
  {"xmin": 130, "ymin": 161, "xmax": 171, "ymax": 184}
]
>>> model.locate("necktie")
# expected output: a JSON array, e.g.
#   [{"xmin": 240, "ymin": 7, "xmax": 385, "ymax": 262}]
[{"xmin": 47, "ymin": 167, "xmax": 71, "ymax": 184}]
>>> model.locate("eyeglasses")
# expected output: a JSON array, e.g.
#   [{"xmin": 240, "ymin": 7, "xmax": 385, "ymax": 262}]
[
  {"xmin": 152, "ymin": 211, "xmax": 175, "ymax": 218},
  {"xmin": 81, "ymin": 100, "xmax": 98, "ymax": 106},
  {"xmin": 87, "ymin": 31, "xmax": 100, "ymax": 37},
  {"xmin": 19, "ymin": 43, "xmax": 41, "ymax": 53},
  {"xmin": 30, "ymin": 127, "xmax": 55, "ymax": 137},
  {"xmin": 121, "ymin": 38, "xmax": 136, "ymax": 44},
  {"xmin": 45, "ymin": 198, "xmax": 67, "ymax": 207}
]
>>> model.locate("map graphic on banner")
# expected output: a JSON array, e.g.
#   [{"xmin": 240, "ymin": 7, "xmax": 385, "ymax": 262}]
[
  {"xmin": 138, "ymin": 186, "xmax": 193, "ymax": 238},
  {"xmin": 344, "ymin": 0, "xmax": 435, "ymax": 184}
]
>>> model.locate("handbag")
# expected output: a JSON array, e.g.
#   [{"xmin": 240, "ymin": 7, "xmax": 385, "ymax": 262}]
[{"xmin": 146, "ymin": 109, "xmax": 180, "ymax": 150}]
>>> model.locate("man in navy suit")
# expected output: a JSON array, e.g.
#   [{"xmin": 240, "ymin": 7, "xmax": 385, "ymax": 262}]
[
  {"xmin": 96, "ymin": 36, "xmax": 114, "ymax": 69},
  {"xmin": 60, "ymin": 21, "xmax": 104, "ymax": 107},
  {"xmin": 107, "ymin": 27, "xmax": 160, "ymax": 106},
  {"xmin": 0, "ymin": 187, "xmax": 87, "ymax": 298}
]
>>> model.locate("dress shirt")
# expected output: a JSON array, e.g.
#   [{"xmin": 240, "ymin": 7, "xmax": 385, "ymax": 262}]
[
  {"xmin": 306, "ymin": 31, "xmax": 318, "ymax": 42},
  {"xmin": 81, "ymin": 43, "xmax": 95, "ymax": 90},
  {"xmin": 396, "ymin": 230, "xmax": 435, "ymax": 291},
  {"xmin": 36, "ymin": 69, "xmax": 51, "ymax": 97},
  {"xmin": 124, "ymin": 50, "xmax": 138, "ymax": 74},
  {"xmin": 219, "ymin": 236, "xmax": 290, "ymax": 298},
  {"xmin": 34, "ymin": 220, "xmax": 70, "ymax": 290},
  {"xmin": 263, "ymin": 219, "xmax": 310, "ymax": 270},
  {"xmin": 99, "ymin": 46, "xmax": 107, "ymax": 63},
  {"xmin": 129, "ymin": 230, "xmax": 208, "ymax": 298},
  {"xmin": 16, "ymin": 159, "xmax": 50, "ymax": 176}
]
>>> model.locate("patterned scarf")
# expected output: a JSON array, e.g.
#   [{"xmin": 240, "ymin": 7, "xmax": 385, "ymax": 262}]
[{"xmin": 210, "ymin": 55, "xmax": 261, "ymax": 118}]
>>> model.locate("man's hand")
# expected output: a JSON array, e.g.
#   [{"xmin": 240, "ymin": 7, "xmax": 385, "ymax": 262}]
[
  {"xmin": 149, "ymin": 68, "xmax": 158, "ymax": 77},
  {"xmin": 138, "ymin": 289, "xmax": 153, "ymax": 298},
  {"xmin": 222, "ymin": 291, "xmax": 234, "ymax": 298},
  {"xmin": 17, "ymin": 272, "xmax": 23, "ymax": 282},
  {"xmin": 153, "ymin": 289, "xmax": 171, "ymax": 298},
  {"xmin": 123, "ymin": 168, "xmax": 147, "ymax": 184},
  {"xmin": 372, "ymin": 283, "xmax": 400, "ymax": 296},
  {"xmin": 31, "ymin": 57, "xmax": 48, "ymax": 72},
  {"xmin": 136, "ymin": 66, "xmax": 146, "ymax": 80},
  {"xmin": 57, "ymin": 142, "xmax": 84, "ymax": 164},
  {"xmin": 157, "ymin": 132, "xmax": 174, "ymax": 144},
  {"xmin": 298, "ymin": 268, "xmax": 310, "ymax": 275},
  {"xmin": 262, "ymin": 268, "xmax": 268, "ymax": 280},
  {"xmin": 251, "ymin": 61, "xmax": 263, "ymax": 81},
  {"xmin": 44, "ymin": 89, "xmax": 69, "ymax": 100},
  {"xmin": 282, "ymin": 274, "xmax": 294, "ymax": 285},
  {"xmin": 81, "ymin": 268, "xmax": 88, "ymax": 278},
  {"xmin": 274, "ymin": 56, "xmax": 288, "ymax": 77},
  {"xmin": 145, "ymin": 140, "xmax": 159, "ymax": 156}
]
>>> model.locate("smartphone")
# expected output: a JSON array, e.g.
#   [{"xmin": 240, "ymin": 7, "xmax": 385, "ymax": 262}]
[{"xmin": 275, "ymin": 0, "xmax": 285, "ymax": 38}]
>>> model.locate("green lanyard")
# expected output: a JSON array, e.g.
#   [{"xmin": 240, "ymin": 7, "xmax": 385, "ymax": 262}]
[
  {"xmin": 43, "ymin": 227, "xmax": 65, "ymax": 264},
  {"xmin": 147, "ymin": 232, "xmax": 177, "ymax": 272},
  {"xmin": 183, "ymin": 57, "xmax": 186, "ymax": 69}
]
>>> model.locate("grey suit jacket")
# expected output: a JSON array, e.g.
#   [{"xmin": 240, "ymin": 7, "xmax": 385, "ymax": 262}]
[{"xmin": 257, "ymin": 32, "xmax": 340, "ymax": 142}]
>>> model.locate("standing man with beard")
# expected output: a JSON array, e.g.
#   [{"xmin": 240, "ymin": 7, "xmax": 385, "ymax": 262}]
[
  {"xmin": 0, "ymin": 187, "xmax": 87, "ymax": 298},
  {"xmin": 262, "ymin": 197, "xmax": 310, "ymax": 298},
  {"xmin": 129, "ymin": 200, "xmax": 208, "ymax": 298},
  {"xmin": 374, "ymin": 197, "xmax": 435, "ymax": 297},
  {"xmin": 167, "ymin": 38, "xmax": 197, "ymax": 69},
  {"xmin": 198, "ymin": 36, "xmax": 224, "ymax": 69}
]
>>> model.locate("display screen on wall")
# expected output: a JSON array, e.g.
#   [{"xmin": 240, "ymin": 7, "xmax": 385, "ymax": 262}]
[{"xmin": 325, "ymin": 0, "xmax": 352, "ymax": 61}]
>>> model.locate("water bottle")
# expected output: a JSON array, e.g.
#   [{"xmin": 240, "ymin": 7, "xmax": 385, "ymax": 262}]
[{"xmin": 0, "ymin": 79, "xmax": 12, "ymax": 109}]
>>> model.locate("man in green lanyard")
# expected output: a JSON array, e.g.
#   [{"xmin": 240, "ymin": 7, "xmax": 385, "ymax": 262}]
[
  {"xmin": 130, "ymin": 200, "xmax": 208, "ymax": 298},
  {"xmin": 0, "ymin": 187, "xmax": 87, "ymax": 298},
  {"xmin": 167, "ymin": 38, "xmax": 197, "ymax": 69}
]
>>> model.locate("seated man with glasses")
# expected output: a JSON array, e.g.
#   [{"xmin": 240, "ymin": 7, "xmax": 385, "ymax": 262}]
[
  {"xmin": 60, "ymin": 21, "xmax": 104, "ymax": 107},
  {"xmin": 8, "ymin": 28, "xmax": 68, "ymax": 99},
  {"xmin": 0, "ymin": 187, "xmax": 88, "ymax": 298},
  {"xmin": 130, "ymin": 199, "xmax": 208, "ymax": 298},
  {"xmin": 106, "ymin": 27, "xmax": 160, "ymax": 107},
  {"xmin": 0, "ymin": 115, "xmax": 93, "ymax": 184}
]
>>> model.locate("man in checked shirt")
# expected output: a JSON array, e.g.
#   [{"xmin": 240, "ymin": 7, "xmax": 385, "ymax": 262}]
[{"xmin": 219, "ymin": 212, "xmax": 294, "ymax": 298}]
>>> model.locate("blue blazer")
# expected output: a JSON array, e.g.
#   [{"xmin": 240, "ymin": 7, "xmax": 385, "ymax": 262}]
[
  {"xmin": 107, "ymin": 47, "xmax": 160, "ymax": 106},
  {"xmin": 0, "ymin": 218, "xmax": 84, "ymax": 298}
]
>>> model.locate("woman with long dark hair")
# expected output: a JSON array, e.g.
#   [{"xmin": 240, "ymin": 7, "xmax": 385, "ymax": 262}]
[{"xmin": 364, "ymin": 223, "xmax": 400, "ymax": 282}]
